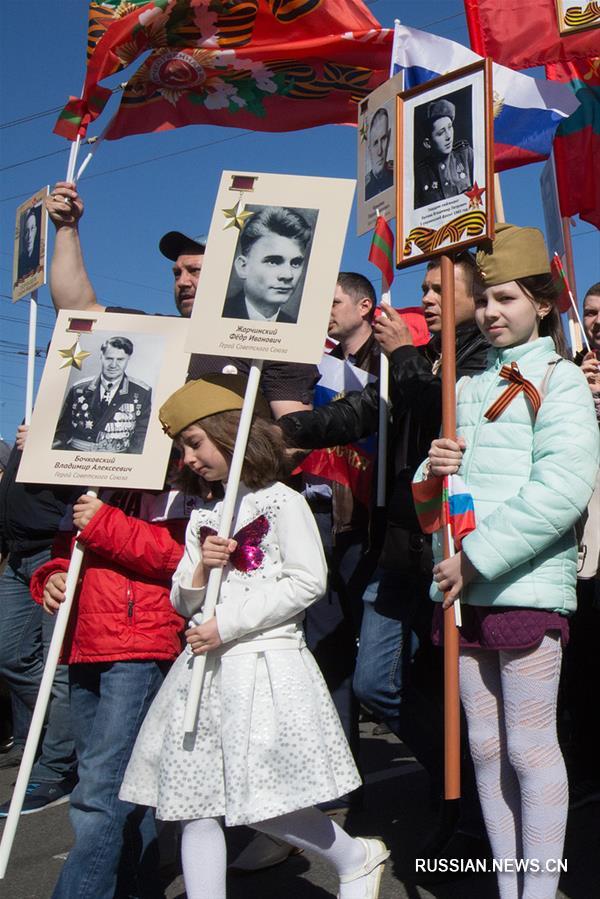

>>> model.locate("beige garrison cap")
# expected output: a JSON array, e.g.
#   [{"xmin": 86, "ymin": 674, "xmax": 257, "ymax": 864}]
[
  {"xmin": 159, "ymin": 373, "xmax": 270, "ymax": 438},
  {"xmin": 476, "ymin": 222, "xmax": 551, "ymax": 287}
]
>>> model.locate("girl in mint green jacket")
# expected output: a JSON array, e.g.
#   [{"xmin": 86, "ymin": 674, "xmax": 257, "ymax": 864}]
[{"xmin": 419, "ymin": 224, "xmax": 599, "ymax": 899}]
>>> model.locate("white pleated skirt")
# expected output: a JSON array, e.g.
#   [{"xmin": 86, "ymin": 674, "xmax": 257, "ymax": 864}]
[{"xmin": 120, "ymin": 644, "xmax": 361, "ymax": 825}]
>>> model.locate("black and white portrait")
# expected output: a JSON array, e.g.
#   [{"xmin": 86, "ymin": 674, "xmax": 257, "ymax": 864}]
[
  {"xmin": 413, "ymin": 87, "xmax": 474, "ymax": 210},
  {"xmin": 222, "ymin": 205, "xmax": 318, "ymax": 325},
  {"xmin": 52, "ymin": 333, "xmax": 163, "ymax": 455},
  {"xmin": 364, "ymin": 105, "xmax": 394, "ymax": 201},
  {"xmin": 17, "ymin": 204, "xmax": 42, "ymax": 280}
]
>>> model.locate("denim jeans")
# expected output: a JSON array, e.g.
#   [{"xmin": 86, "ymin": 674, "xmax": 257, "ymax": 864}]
[
  {"xmin": 353, "ymin": 567, "xmax": 445, "ymax": 797},
  {"xmin": 52, "ymin": 661, "xmax": 167, "ymax": 899},
  {"xmin": 0, "ymin": 549, "xmax": 76, "ymax": 782}
]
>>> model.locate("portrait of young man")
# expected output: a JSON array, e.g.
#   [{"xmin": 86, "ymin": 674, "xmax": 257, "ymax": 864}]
[
  {"xmin": 222, "ymin": 206, "xmax": 314, "ymax": 325},
  {"xmin": 414, "ymin": 94, "xmax": 474, "ymax": 210},
  {"xmin": 52, "ymin": 336, "xmax": 152, "ymax": 454},
  {"xmin": 364, "ymin": 106, "xmax": 394, "ymax": 201}
]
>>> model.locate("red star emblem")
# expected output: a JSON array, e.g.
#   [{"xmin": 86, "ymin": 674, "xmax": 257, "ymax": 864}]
[{"xmin": 465, "ymin": 182, "xmax": 486, "ymax": 208}]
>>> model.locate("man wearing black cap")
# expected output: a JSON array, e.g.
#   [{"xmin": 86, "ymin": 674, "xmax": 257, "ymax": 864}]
[
  {"xmin": 414, "ymin": 98, "xmax": 473, "ymax": 209},
  {"xmin": 45, "ymin": 182, "xmax": 317, "ymax": 417}
]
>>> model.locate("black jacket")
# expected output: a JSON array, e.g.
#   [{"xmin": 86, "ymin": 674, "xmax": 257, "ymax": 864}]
[
  {"xmin": 279, "ymin": 324, "xmax": 489, "ymax": 558},
  {"xmin": 0, "ymin": 443, "xmax": 78, "ymax": 556}
]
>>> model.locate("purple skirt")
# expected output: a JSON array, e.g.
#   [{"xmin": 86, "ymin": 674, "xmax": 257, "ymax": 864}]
[{"xmin": 431, "ymin": 603, "xmax": 570, "ymax": 651}]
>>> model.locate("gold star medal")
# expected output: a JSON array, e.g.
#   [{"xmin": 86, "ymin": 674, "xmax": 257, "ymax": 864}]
[
  {"xmin": 222, "ymin": 199, "xmax": 253, "ymax": 232},
  {"xmin": 58, "ymin": 340, "xmax": 91, "ymax": 370}
]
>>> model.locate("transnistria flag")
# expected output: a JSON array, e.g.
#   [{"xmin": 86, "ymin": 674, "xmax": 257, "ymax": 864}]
[
  {"xmin": 391, "ymin": 23, "xmax": 579, "ymax": 172},
  {"xmin": 547, "ymin": 57, "xmax": 600, "ymax": 230},
  {"xmin": 368, "ymin": 215, "xmax": 394, "ymax": 291},
  {"xmin": 464, "ymin": 0, "xmax": 600, "ymax": 69},
  {"xmin": 550, "ymin": 253, "xmax": 574, "ymax": 313},
  {"xmin": 297, "ymin": 353, "xmax": 376, "ymax": 508},
  {"xmin": 412, "ymin": 474, "xmax": 476, "ymax": 550},
  {"xmin": 54, "ymin": 0, "xmax": 393, "ymax": 141}
]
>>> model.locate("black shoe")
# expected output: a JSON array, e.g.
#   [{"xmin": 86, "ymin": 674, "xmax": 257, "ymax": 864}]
[
  {"xmin": 0, "ymin": 744, "xmax": 24, "ymax": 769},
  {"xmin": 569, "ymin": 778, "xmax": 600, "ymax": 810},
  {"xmin": 317, "ymin": 786, "xmax": 364, "ymax": 815}
]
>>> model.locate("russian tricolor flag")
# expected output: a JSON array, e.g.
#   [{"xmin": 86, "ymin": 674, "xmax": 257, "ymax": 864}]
[{"xmin": 391, "ymin": 24, "xmax": 579, "ymax": 172}]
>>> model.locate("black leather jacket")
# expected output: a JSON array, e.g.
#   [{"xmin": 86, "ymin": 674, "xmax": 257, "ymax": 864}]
[{"xmin": 279, "ymin": 324, "xmax": 489, "ymax": 558}]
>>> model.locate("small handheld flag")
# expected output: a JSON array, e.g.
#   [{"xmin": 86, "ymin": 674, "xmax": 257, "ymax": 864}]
[
  {"xmin": 412, "ymin": 474, "xmax": 476, "ymax": 550},
  {"xmin": 368, "ymin": 215, "xmax": 395, "ymax": 292},
  {"xmin": 550, "ymin": 253, "xmax": 573, "ymax": 314}
]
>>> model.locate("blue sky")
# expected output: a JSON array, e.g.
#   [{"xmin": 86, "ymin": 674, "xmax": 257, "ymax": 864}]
[{"xmin": 1, "ymin": 0, "xmax": 598, "ymax": 441}]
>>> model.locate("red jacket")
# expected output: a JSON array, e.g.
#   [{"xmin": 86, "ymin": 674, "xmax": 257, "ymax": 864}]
[{"xmin": 30, "ymin": 490, "xmax": 193, "ymax": 664}]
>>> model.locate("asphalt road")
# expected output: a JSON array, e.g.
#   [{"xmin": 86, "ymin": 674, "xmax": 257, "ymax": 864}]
[{"xmin": 1, "ymin": 721, "xmax": 599, "ymax": 899}]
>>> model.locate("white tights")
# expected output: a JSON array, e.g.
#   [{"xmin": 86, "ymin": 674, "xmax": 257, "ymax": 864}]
[
  {"xmin": 180, "ymin": 806, "xmax": 368, "ymax": 899},
  {"xmin": 460, "ymin": 634, "xmax": 567, "ymax": 899}
]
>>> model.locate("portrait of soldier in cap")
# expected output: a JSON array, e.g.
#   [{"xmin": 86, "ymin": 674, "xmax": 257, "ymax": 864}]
[
  {"xmin": 414, "ymin": 96, "xmax": 474, "ymax": 210},
  {"xmin": 222, "ymin": 206, "xmax": 313, "ymax": 325},
  {"xmin": 364, "ymin": 106, "xmax": 394, "ymax": 201},
  {"xmin": 53, "ymin": 336, "xmax": 152, "ymax": 454}
]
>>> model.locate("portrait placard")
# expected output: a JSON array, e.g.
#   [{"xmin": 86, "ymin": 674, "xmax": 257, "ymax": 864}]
[
  {"xmin": 396, "ymin": 59, "xmax": 494, "ymax": 268},
  {"xmin": 540, "ymin": 154, "xmax": 565, "ymax": 259},
  {"xmin": 185, "ymin": 171, "xmax": 355, "ymax": 365},
  {"xmin": 17, "ymin": 311, "xmax": 190, "ymax": 489},
  {"xmin": 12, "ymin": 187, "xmax": 49, "ymax": 301},
  {"xmin": 555, "ymin": 0, "xmax": 600, "ymax": 35},
  {"xmin": 356, "ymin": 72, "xmax": 404, "ymax": 236}
]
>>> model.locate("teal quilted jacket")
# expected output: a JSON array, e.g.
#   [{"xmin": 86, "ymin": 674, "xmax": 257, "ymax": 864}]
[{"xmin": 416, "ymin": 337, "xmax": 600, "ymax": 613}]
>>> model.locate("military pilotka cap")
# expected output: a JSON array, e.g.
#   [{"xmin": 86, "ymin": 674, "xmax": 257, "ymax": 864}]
[
  {"xmin": 476, "ymin": 223, "xmax": 551, "ymax": 287},
  {"xmin": 427, "ymin": 98, "xmax": 455, "ymax": 124},
  {"xmin": 159, "ymin": 374, "xmax": 270, "ymax": 438},
  {"xmin": 159, "ymin": 231, "xmax": 207, "ymax": 261}
]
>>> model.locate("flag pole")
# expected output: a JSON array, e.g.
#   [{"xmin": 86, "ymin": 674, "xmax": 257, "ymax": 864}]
[
  {"xmin": 494, "ymin": 174, "xmax": 505, "ymax": 223},
  {"xmin": 561, "ymin": 217, "xmax": 583, "ymax": 353},
  {"xmin": 0, "ymin": 491, "xmax": 97, "ymax": 878},
  {"xmin": 24, "ymin": 290, "xmax": 38, "ymax": 423},
  {"xmin": 183, "ymin": 361, "xmax": 264, "ymax": 737},
  {"xmin": 440, "ymin": 254, "xmax": 460, "ymax": 802},
  {"xmin": 375, "ymin": 207, "xmax": 389, "ymax": 508}
]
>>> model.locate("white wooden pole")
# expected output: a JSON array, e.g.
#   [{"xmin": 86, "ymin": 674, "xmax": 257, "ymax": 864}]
[
  {"xmin": 24, "ymin": 291, "xmax": 38, "ymax": 424},
  {"xmin": 0, "ymin": 491, "xmax": 97, "ymax": 879},
  {"xmin": 376, "ymin": 294, "xmax": 390, "ymax": 508},
  {"xmin": 183, "ymin": 362, "xmax": 264, "ymax": 736}
]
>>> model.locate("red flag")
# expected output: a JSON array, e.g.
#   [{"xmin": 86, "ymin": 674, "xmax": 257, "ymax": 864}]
[
  {"xmin": 550, "ymin": 254, "xmax": 574, "ymax": 313},
  {"xmin": 547, "ymin": 58, "xmax": 600, "ymax": 230},
  {"xmin": 464, "ymin": 0, "xmax": 600, "ymax": 69},
  {"xmin": 368, "ymin": 215, "xmax": 394, "ymax": 292},
  {"xmin": 54, "ymin": 0, "xmax": 393, "ymax": 141}
]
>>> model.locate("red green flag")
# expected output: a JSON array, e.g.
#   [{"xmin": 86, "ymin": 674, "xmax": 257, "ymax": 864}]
[
  {"xmin": 550, "ymin": 253, "xmax": 574, "ymax": 313},
  {"xmin": 368, "ymin": 215, "xmax": 394, "ymax": 292},
  {"xmin": 54, "ymin": 0, "xmax": 393, "ymax": 141},
  {"xmin": 546, "ymin": 57, "xmax": 600, "ymax": 230}
]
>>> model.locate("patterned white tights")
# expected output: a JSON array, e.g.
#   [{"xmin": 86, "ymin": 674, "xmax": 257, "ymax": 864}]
[{"xmin": 460, "ymin": 634, "xmax": 568, "ymax": 899}]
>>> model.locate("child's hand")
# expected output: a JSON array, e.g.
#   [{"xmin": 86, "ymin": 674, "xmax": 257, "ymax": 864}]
[
  {"xmin": 433, "ymin": 552, "xmax": 477, "ymax": 608},
  {"xmin": 43, "ymin": 572, "xmax": 67, "ymax": 615},
  {"xmin": 15, "ymin": 424, "xmax": 29, "ymax": 451},
  {"xmin": 428, "ymin": 437, "xmax": 466, "ymax": 477},
  {"xmin": 73, "ymin": 495, "xmax": 104, "ymax": 531},
  {"xmin": 186, "ymin": 617, "xmax": 223, "ymax": 655},
  {"xmin": 202, "ymin": 535, "xmax": 238, "ymax": 570}
]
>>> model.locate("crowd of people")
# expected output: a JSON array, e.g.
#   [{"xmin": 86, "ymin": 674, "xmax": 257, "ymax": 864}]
[{"xmin": 0, "ymin": 180, "xmax": 599, "ymax": 899}]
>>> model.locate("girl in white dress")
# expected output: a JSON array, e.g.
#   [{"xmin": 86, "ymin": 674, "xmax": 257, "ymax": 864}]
[{"xmin": 120, "ymin": 374, "xmax": 390, "ymax": 899}]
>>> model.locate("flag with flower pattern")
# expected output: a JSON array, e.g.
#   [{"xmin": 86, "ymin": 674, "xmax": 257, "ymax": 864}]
[{"xmin": 54, "ymin": 0, "xmax": 393, "ymax": 141}]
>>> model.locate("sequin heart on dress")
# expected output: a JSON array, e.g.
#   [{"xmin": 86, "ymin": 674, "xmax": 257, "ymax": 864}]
[{"xmin": 199, "ymin": 515, "xmax": 269, "ymax": 572}]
